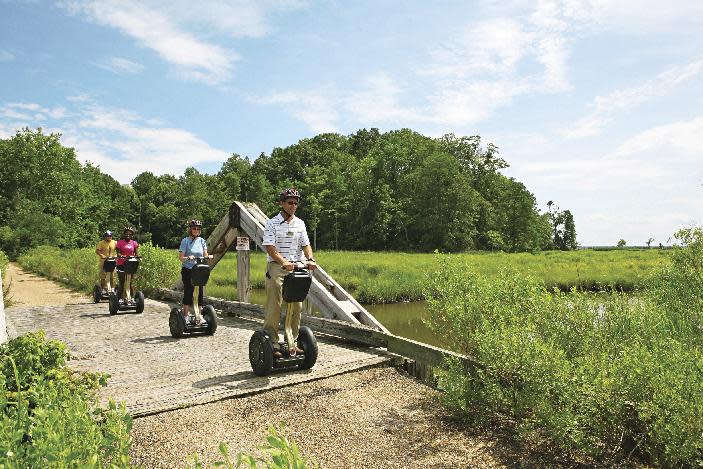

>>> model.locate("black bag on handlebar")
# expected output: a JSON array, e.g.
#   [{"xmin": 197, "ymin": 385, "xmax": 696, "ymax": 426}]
[
  {"xmin": 123, "ymin": 257, "xmax": 140, "ymax": 275},
  {"xmin": 282, "ymin": 268, "xmax": 312, "ymax": 302},
  {"xmin": 190, "ymin": 260, "xmax": 211, "ymax": 287},
  {"xmin": 103, "ymin": 257, "xmax": 116, "ymax": 272}
]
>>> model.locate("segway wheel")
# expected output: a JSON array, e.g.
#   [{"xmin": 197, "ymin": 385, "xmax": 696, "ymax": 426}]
[
  {"xmin": 169, "ymin": 307, "xmax": 185, "ymax": 338},
  {"xmin": 135, "ymin": 291, "xmax": 145, "ymax": 314},
  {"xmin": 297, "ymin": 326, "xmax": 318, "ymax": 370},
  {"xmin": 108, "ymin": 293, "xmax": 118, "ymax": 315},
  {"xmin": 93, "ymin": 285, "xmax": 102, "ymax": 303},
  {"xmin": 249, "ymin": 331, "xmax": 274, "ymax": 376},
  {"xmin": 203, "ymin": 305, "xmax": 217, "ymax": 335}
]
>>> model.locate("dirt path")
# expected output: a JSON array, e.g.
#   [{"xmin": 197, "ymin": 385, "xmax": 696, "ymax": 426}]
[
  {"xmin": 4, "ymin": 262, "xmax": 88, "ymax": 306},
  {"xmin": 5, "ymin": 263, "xmax": 574, "ymax": 468}
]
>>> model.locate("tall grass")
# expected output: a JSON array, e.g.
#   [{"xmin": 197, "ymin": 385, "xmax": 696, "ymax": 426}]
[
  {"xmin": 208, "ymin": 248, "xmax": 669, "ymax": 303},
  {"xmin": 16, "ymin": 245, "xmax": 669, "ymax": 304},
  {"xmin": 426, "ymin": 230, "xmax": 703, "ymax": 466}
]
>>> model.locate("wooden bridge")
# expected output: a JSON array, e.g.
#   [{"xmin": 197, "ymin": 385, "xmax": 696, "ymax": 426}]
[{"xmin": 1, "ymin": 202, "xmax": 474, "ymax": 417}]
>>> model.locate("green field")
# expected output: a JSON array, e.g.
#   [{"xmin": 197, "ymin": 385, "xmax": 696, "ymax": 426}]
[{"xmin": 207, "ymin": 248, "xmax": 670, "ymax": 303}]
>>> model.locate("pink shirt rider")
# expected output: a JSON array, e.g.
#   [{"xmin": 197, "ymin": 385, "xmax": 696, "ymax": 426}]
[{"xmin": 115, "ymin": 239, "xmax": 139, "ymax": 266}]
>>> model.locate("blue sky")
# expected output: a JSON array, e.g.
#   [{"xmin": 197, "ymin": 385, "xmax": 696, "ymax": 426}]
[{"xmin": 1, "ymin": 0, "xmax": 702, "ymax": 246}]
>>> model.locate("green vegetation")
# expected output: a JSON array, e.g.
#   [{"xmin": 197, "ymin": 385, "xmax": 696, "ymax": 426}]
[
  {"xmin": 17, "ymin": 246, "xmax": 668, "ymax": 304},
  {"xmin": 0, "ymin": 331, "xmax": 133, "ymax": 467},
  {"xmin": 0, "ymin": 249, "xmax": 8, "ymax": 304},
  {"xmin": 17, "ymin": 242, "xmax": 180, "ymax": 295},
  {"xmin": 209, "ymin": 249, "xmax": 668, "ymax": 303},
  {"xmin": 191, "ymin": 423, "xmax": 318, "ymax": 469},
  {"xmin": 1, "ymin": 128, "xmax": 575, "ymax": 258},
  {"xmin": 426, "ymin": 228, "xmax": 703, "ymax": 467}
]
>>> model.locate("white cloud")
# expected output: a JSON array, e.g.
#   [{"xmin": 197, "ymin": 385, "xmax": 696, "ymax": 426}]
[
  {"xmin": 261, "ymin": 91, "xmax": 339, "ymax": 134},
  {"xmin": 564, "ymin": 60, "xmax": 703, "ymax": 139},
  {"xmin": 0, "ymin": 50, "xmax": 14, "ymax": 62},
  {"xmin": 509, "ymin": 115, "xmax": 703, "ymax": 245},
  {"xmin": 96, "ymin": 56, "xmax": 144, "ymax": 75},
  {"xmin": 62, "ymin": 0, "xmax": 236, "ymax": 84},
  {"xmin": 0, "ymin": 98, "xmax": 229, "ymax": 183},
  {"xmin": 61, "ymin": 0, "xmax": 308, "ymax": 84}
]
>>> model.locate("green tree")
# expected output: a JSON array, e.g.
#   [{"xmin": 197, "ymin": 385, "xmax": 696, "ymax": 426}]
[{"xmin": 617, "ymin": 239, "xmax": 627, "ymax": 248}]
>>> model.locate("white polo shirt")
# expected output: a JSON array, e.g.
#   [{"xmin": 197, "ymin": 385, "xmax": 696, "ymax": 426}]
[{"xmin": 262, "ymin": 213, "xmax": 311, "ymax": 263}]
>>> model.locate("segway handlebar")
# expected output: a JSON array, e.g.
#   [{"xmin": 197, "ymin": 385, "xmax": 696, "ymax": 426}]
[{"xmin": 187, "ymin": 255, "xmax": 213, "ymax": 262}]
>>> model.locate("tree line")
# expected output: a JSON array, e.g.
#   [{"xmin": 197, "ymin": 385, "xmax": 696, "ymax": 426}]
[{"xmin": 0, "ymin": 127, "xmax": 577, "ymax": 258}]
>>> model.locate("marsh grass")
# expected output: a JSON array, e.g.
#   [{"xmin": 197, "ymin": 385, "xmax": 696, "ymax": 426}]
[
  {"xmin": 205, "ymin": 249, "xmax": 669, "ymax": 304},
  {"xmin": 15, "ymin": 246, "xmax": 669, "ymax": 305}
]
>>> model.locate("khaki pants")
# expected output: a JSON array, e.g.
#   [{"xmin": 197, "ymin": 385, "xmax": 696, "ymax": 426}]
[
  {"xmin": 98, "ymin": 262, "xmax": 115, "ymax": 289},
  {"xmin": 264, "ymin": 262, "xmax": 302, "ymax": 348}
]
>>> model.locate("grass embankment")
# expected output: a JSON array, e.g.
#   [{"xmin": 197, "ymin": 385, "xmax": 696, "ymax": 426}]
[
  {"xmin": 18, "ymin": 246, "xmax": 669, "ymax": 304},
  {"xmin": 209, "ymin": 249, "xmax": 670, "ymax": 303},
  {"xmin": 1, "ymin": 249, "xmax": 8, "ymax": 304}
]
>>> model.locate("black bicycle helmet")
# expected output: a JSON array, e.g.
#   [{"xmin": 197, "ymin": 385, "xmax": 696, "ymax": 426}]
[
  {"xmin": 188, "ymin": 219, "xmax": 202, "ymax": 228},
  {"xmin": 279, "ymin": 188, "xmax": 301, "ymax": 201}
]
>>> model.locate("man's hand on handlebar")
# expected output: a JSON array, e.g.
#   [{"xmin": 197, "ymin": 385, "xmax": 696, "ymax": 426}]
[
  {"xmin": 306, "ymin": 260, "xmax": 317, "ymax": 271},
  {"xmin": 282, "ymin": 261, "xmax": 295, "ymax": 271}
]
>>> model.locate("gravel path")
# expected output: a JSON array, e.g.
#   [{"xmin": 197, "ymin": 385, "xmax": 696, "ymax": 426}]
[{"xmin": 6, "ymin": 263, "xmax": 577, "ymax": 468}]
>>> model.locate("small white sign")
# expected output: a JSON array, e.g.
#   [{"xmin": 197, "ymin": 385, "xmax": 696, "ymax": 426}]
[{"xmin": 236, "ymin": 236, "xmax": 250, "ymax": 251}]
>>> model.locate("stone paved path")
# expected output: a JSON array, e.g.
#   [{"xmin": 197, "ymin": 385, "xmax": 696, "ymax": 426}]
[{"xmin": 6, "ymin": 298, "xmax": 391, "ymax": 416}]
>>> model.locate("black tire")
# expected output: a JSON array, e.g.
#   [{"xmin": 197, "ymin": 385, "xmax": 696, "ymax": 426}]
[
  {"xmin": 108, "ymin": 292, "xmax": 119, "ymax": 315},
  {"xmin": 93, "ymin": 285, "xmax": 102, "ymax": 303},
  {"xmin": 135, "ymin": 291, "xmax": 145, "ymax": 314},
  {"xmin": 249, "ymin": 331, "xmax": 274, "ymax": 376},
  {"xmin": 169, "ymin": 307, "xmax": 185, "ymax": 338},
  {"xmin": 297, "ymin": 326, "xmax": 318, "ymax": 370},
  {"xmin": 203, "ymin": 305, "xmax": 217, "ymax": 335}
]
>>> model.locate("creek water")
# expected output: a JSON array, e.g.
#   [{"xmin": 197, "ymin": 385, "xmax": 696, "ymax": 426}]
[{"xmin": 245, "ymin": 289, "xmax": 445, "ymax": 349}]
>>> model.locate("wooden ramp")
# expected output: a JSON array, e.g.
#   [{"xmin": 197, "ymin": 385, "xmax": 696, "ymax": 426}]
[{"xmin": 4, "ymin": 299, "xmax": 391, "ymax": 417}]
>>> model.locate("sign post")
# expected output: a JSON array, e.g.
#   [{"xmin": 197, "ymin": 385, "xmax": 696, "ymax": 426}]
[{"xmin": 235, "ymin": 236, "xmax": 251, "ymax": 303}]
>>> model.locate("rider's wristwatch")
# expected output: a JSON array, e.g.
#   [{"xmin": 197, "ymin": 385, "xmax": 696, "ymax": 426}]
[{"xmin": 308, "ymin": 258, "xmax": 316, "ymax": 262}]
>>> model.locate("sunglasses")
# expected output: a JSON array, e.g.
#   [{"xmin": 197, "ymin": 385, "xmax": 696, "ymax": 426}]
[{"xmin": 285, "ymin": 200, "xmax": 299, "ymax": 205}]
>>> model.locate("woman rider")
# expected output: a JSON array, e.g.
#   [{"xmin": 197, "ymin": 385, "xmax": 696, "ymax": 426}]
[
  {"xmin": 179, "ymin": 219, "xmax": 209, "ymax": 324},
  {"xmin": 115, "ymin": 225, "xmax": 139, "ymax": 300}
]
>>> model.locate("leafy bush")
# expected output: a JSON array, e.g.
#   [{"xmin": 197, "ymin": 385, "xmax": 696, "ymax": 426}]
[
  {"xmin": 191, "ymin": 423, "xmax": 318, "ymax": 469},
  {"xmin": 0, "ymin": 331, "xmax": 133, "ymax": 468},
  {"xmin": 132, "ymin": 241, "xmax": 181, "ymax": 293},
  {"xmin": 17, "ymin": 242, "xmax": 181, "ymax": 294},
  {"xmin": 1, "ymin": 249, "xmax": 8, "ymax": 304},
  {"xmin": 426, "ymin": 245, "xmax": 703, "ymax": 466}
]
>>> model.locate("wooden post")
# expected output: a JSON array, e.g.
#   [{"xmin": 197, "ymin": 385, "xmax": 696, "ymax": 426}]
[{"xmin": 236, "ymin": 236, "xmax": 251, "ymax": 303}]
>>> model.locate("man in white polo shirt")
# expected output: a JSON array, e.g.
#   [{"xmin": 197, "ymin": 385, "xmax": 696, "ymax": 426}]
[{"xmin": 262, "ymin": 188, "xmax": 318, "ymax": 357}]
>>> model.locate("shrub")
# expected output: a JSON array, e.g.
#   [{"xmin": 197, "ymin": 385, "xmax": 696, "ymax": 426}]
[
  {"xmin": 426, "ymin": 251, "xmax": 703, "ymax": 466},
  {"xmin": 0, "ymin": 331, "xmax": 133, "ymax": 467},
  {"xmin": 17, "ymin": 242, "xmax": 181, "ymax": 294}
]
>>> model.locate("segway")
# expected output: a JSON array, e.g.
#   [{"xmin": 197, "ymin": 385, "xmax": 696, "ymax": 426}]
[
  {"xmin": 169, "ymin": 256, "xmax": 217, "ymax": 338},
  {"xmin": 249, "ymin": 263, "xmax": 318, "ymax": 376},
  {"xmin": 108, "ymin": 256, "xmax": 145, "ymax": 314},
  {"xmin": 93, "ymin": 256, "xmax": 116, "ymax": 303}
]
